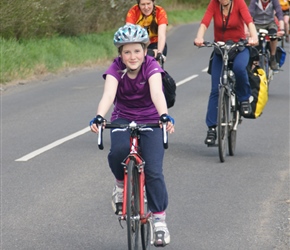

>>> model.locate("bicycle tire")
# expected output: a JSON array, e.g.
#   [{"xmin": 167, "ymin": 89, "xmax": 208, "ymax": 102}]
[
  {"xmin": 259, "ymin": 53, "xmax": 272, "ymax": 88},
  {"xmin": 218, "ymin": 87, "xmax": 229, "ymax": 162},
  {"xmin": 141, "ymin": 197, "xmax": 151, "ymax": 250},
  {"xmin": 266, "ymin": 51, "xmax": 273, "ymax": 87},
  {"xmin": 259, "ymin": 54, "xmax": 267, "ymax": 76},
  {"xmin": 281, "ymin": 36, "xmax": 284, "ymax": 49},
  {"xmin": 228, "ymin": 129, "xmax": 237, "ymax": 156},
  {"xmin": 126, "ymin": 159, "xmax": 141, "ymax": 250}
]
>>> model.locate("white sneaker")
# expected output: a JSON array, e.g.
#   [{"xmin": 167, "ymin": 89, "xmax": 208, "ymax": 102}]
[
  {"xmin": 111, "ymin": 185, "xmax": 123, "ymax": 215},
  {"xmin": 153, "ymin": 221, "xmax": 170, "ymax": 247}
]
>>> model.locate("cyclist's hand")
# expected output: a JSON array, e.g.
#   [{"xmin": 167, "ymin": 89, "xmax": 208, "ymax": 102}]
[
  {"xmin": 248, "ymin": 36, "xmax": 258, "ymax": 46},
  {"xmin": 194, "ymin": 37, "xmax": 204, "ymax": 47},
  {"xmin": 89, "ymin": 115, "xmax": 106, "ymax": 133},
  {"xmin": 159, "ymin": 114, "xmax": 175, "ymax": 134},
  {"xmin": 155, "ymin": 52, "xmax": 165, "ymax": 66},
  {"xmin": 277, "ymin": 30, "xmax": 285, "ymax": 37},
  {"xmin": 155, "ymin": 52, "xmax": 162, "ymax": 60}
]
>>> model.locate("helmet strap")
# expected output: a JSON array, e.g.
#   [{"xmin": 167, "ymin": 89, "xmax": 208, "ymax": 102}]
[{"xmin": 120, "ymin": 65, "xmax": 142, "ymax": 79}]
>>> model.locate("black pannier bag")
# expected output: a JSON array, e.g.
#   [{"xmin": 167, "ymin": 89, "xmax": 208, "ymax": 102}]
[{"xmin": 162, "ymin": 71, "xmax": 176, "ymax": 108}]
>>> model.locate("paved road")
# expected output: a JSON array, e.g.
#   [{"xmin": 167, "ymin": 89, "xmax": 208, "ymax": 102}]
[{"xmin": 2, "ymin": 23, "xmax": 289, "ymax": 250}]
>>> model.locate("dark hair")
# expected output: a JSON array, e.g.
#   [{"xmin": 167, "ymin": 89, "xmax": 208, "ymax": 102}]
[
  {"xmin": 137, "ymin": 0, "xmax": 158, "ymax": 35},
  {"xmin": 137, "ymin": 0, "xmax": 155, "ymax": 3}
]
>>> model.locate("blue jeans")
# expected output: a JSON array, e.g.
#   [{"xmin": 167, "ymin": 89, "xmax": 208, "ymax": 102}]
[
  {"xmin": 108, "ymin": 118, "xmax": 168, "ymax": 213},
  {"xmin": 206, "ymin": 48, "xmax": 252, "ymax": 127}
]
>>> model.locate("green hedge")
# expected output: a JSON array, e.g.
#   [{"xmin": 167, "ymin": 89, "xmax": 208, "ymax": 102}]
[
  {"xmin": 0, "ymin": 0, "xmax": 205, "ymax": 40},
  {"xmin": 0, "ymin": 0, "xmax": 136, "ymax": 39}
]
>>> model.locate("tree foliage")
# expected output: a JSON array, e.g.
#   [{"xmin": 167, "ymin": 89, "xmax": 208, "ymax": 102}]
[
  {"xmin": 0, "ymin": 0, "xmax": 202, "ymax": 40},
  {"xmin": 0, "ymin": 0, "xmax": 136, "ymax": 39}
]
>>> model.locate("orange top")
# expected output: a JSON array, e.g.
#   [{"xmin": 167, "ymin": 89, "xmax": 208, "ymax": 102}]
[
  {"xmin": 126, "ymin": 4, "xmax": 168, "ymax": 44},
  {"xmin": 279, "ymin": 0, "xmax": 289, "ymax": 11}
]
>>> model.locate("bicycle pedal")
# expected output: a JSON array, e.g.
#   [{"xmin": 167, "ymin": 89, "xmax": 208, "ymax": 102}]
[{"xmin": 207, "ymin": 143, "xmax": 218, "ymax": 147}]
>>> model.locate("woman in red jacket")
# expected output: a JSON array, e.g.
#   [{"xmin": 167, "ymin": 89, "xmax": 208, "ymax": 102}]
[{"xmin": 194, "ymin": 0, "xmax": 258, "ymax": 146}]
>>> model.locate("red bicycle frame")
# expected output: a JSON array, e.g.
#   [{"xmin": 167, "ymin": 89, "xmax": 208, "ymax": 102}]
[{"xmin": 122, "ymin": 134, "xmax": 146, "ymax": 220}]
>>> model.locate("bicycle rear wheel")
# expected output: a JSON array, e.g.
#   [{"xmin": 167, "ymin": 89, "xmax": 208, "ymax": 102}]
[
  {"xmin": 126, "ymin": 159, "xmax": 141, "ymax": 250},
  {"xmin": 218, "ymin": 87, "xmax": 229, "ymax": 162}
]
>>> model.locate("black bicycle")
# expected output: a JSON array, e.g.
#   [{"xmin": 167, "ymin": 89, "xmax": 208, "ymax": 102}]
[
  {"xmin": 199, "ymin": 40, "xmax": 248, "ymax": 162},
  {"xmin": 256, "ymin": 28, "xmax": 280, "ymax": 86}
]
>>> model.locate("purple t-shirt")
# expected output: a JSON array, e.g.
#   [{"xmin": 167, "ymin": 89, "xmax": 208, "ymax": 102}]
[{"xmin": 103, "ymin": 56, "xmax": 164, "ymax": 123}]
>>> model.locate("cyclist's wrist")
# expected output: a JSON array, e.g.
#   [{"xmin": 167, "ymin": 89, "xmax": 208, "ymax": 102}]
[
  {"xmin": 167, "ymin": 115, "xmax": 175, "ymax": 125},
  {"xmin": 159, "ymin": 113, "xmax": 175, "ymax": 125},
  {"xmin": 89, "ymin": 115, "xmax": 106, "ymax": 126}
]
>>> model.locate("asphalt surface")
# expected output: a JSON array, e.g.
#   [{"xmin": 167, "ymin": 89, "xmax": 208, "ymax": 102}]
[{"xmin": 2, "ymin": 23, "xmax": 290, "ymax": 250}]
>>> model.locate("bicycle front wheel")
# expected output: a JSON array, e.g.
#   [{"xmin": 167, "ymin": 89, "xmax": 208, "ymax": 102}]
[
  {"xmin": 127, "ymin": 159, "xmax": 141, "ymax": 250},
  {"xmin": 260, "ymin": 53, "xmax": 272, "ymax": 87},
  {"xmin": 218, "ymin": 87, "xmax": 229, "ymax": 162},
  {"xmin": 281, "ymin": 36, "xmax": 284, "ymax": 49},
  {"xmin": 141, "ymin": 197, "xmax": 152, "ymax": 250},
  {"xmin": 228, "ymin": 128, "xmax": 237, "ymax": 156}
]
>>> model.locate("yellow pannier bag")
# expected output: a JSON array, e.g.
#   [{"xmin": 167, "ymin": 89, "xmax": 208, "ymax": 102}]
[{"xmin": 244, "ymin": 66, "xmax": 268, "ymax": 119}]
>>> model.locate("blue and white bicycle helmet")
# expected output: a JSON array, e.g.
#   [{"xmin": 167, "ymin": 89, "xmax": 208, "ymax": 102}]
[{"xmin": 114, "ymin": 24, "xmax": 149, "ymax": 48}]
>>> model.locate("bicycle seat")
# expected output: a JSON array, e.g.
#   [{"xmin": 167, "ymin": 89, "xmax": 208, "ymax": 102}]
[{"xmin": 258, "ymin": 29, "xmax": 268, "ymax": 35}]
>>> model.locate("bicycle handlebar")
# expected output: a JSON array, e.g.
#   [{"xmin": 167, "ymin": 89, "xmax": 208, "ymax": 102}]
[
  {"xmin": 199, "ymin": 39, "xmax": 248, "ymax": 48},
  {"xmin": 97, "ymin": 121, "xmax": 168, "ymax": 150},
  {"xmin": 147, "ymin": 49, "xmax": 164, "ymax": 68},
  {"xmin": 194, "ymin": 40, "xmax": 249, "ymax": 65}
]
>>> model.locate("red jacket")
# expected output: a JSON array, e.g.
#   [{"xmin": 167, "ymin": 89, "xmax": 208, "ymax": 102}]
[{"xmin": 201, "ymin": 0, "xmax": 253, "ymax": 42}]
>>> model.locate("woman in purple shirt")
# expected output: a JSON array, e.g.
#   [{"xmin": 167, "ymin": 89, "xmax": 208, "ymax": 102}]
[{"xmin": 90, "ymin": 24, "xmax": 174, "ymax": 247}]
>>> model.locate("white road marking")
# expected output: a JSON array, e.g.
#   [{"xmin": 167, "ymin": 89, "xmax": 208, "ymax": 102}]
[
  {"xmin": 15, "ymin": 127, "xmax": 91, "ymax": 162},
  {"xmin": 15, "ymin": 74, "xmax": 200, "ymax": 162},
  {"xmin": 176, "ymin": 75, "xmax": 198, "ymax": 86}
]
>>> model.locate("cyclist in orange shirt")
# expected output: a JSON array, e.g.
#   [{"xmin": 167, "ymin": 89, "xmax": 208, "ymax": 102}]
[
  {"xmin": 279, "ymin": 0, "xmax": 290, "ymax": 41},
  {"xmin": 126, "ymin": 0, "xmax": 168, "ymax": 62}
]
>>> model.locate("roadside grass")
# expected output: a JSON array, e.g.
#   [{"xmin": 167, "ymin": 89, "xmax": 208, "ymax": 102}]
[
  {"xmin": 167, "ymin": 7, "xmax": 205, "ymax": 24},
  {"xmin": 0, "ymin": 8, "xmax": 205, "ymax": 84},
  {"xmin": 1, "ymin": 32, "xmax": 117, "ymax": 84}
]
